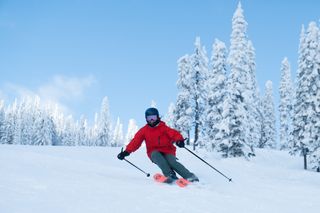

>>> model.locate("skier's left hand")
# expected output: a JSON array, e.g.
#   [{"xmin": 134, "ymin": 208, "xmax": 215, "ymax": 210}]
[{"xmin": 175, "ymin": 140, "xmax": 185, "ymax": 148}]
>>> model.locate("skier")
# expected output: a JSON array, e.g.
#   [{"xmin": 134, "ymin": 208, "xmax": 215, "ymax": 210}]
[{"xmin": 117, "ymin": 107, "xmax": 199, "ymax": 182}]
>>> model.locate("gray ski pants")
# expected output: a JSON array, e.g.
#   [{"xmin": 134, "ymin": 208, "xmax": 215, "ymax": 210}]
[{"xmin": 150, "ymin": 151, "xmax": 193, "ymax": 179}]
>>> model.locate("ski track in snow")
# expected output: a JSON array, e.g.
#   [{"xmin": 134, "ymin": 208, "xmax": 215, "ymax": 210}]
[{"xmin": 0, "ymin": 145, "xmax": 319, "ymax": 213}]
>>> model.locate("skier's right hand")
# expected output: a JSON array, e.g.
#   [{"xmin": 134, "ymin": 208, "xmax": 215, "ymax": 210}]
[
  {"xmin": 175, "ymin": 140, "xmax": 185, "ymax": 148},
  {"xmin": 117, "ymin": 150, "xmax": 130, "ymax": 160}
]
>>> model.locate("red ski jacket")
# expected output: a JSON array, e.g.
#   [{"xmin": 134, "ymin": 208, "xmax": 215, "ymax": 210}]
[{"xmin": 125, "ymin": 121, "xmax": 184, "ymax": 159}]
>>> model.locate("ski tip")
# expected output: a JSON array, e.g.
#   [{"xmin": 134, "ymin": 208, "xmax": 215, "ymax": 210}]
[
  {"xmin": 153, "ymin": 173, "xmax": 168, "ymax": 183},
  {"xmin": 176, "ymin": 178, "xmax": 190, "ymax": 187}
]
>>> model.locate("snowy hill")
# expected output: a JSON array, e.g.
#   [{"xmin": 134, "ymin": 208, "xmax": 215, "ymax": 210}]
[{"xmin": 0, "ymin": 145, "xmax": 319, "ymax": 213}]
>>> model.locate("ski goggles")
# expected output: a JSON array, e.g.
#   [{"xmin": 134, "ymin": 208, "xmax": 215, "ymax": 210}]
[{"xmin": 146, "ymin": 115, "xmax": 158, "ymax": 122}]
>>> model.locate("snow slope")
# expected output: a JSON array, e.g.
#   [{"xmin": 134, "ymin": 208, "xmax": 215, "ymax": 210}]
[{"xmin": 0, "ymin": 145, "xmax": 319, "ymax": 213}]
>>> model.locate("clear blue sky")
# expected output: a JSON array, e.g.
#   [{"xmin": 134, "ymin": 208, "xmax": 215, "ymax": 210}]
[{"xmin": 0, "ymin": 0, "xmax": 319, "ymax": 128}]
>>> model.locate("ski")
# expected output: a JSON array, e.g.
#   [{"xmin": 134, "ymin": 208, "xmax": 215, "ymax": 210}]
[
  {"xmin": 153, "ymin": 173, "xmax": 190, "ymax": 187},
  {"xmin": 153, "ymin": 173, "xmax": 169, "ymax": 183},
  {"xmin": 176, "ymin": 177, "xmax": 190, "ymax": 187}
]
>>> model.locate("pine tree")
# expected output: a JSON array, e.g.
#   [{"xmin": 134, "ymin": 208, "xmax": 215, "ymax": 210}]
[
  {"xmin": 292, "ymin": 22, "xmax": 320, "ymax": 170},
  {"xmin": 58, "ymin": 115, "xmax": 74, "ymax": 146},
  {"xmin": 0, "ymin": 100, "xmax": 7, "ymax": 144},
  {"xmin": 12, "ymin": 99, "xmax": 23, "ymax": 145},
  {"xmin": 125, "ymin": 119, "xmax": 138, "ymax": 145},
  {"xmin": 205, "ymin": 39, "xmax": 228, "ymax": 151},
  {"xmin": 189, "ymin": 37, "xmax": 209, "ymax": 149},
  {"xmin": 43, "ymin": 104, "xmax": 59, "ymax": 146},
  {"xmin": 90, "ymin": 112, "xmax": 100, "ymax": 146},
  {"xmin": 175, "ymin": 54, "xmax": 193, "ymax": 144},
  {"xmin": 49, "ymin": 103, "xmax": 64, "ymax": 146},
  {"xmin": 163, "ymin": 102, "xmax": 175, "ymax": 128},
  {"xmin": 279, "ymin": 57, "xmax": 294, "ymax": 150},
  {"xmin": 9, "ymin": 99, "xmax": 21, "ymax": 145},
  {"xmin": 246, "ymin": 40, "xmax": 262, "ymax": 148},
  {"xmin": 18, "ymin": 97, "xmax": 35, "ymax": 145},
  {"xmin": 225, "ymin": 2, "xmax": 254, "ymax": 157},
  {"xmin": 96, "ymin": 96, "xmax": 112, "ymax": 146},
  {"xmin": 3, "ymin": 100, "xmax": 17, "ymax": 145},
  {"xmin": 112, "ymin": 117, "xmax": 124, "ymax": 147},
  {"xmin": 32, "ymin": 96, "xmax": 55, "ymax": 146},
  {"xmin": 33, "ymin": 112, "xmax": 55, "ymax": 146},
  {"xmin": 260, "ymin": 81, "xmax": 276, "ymax": 149},
  {"xmin": 214, "ymin": 80, "xmax": 232, "ymax": 157},
  {"xmin": 150, "ymin": 100, "xmax": 157, "ymax": 108},
  {"xmin": 76, "ymin": 115, "xmax": 89, "ymax": 146}
]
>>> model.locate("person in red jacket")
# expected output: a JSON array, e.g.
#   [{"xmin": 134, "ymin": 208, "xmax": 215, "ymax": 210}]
[{"xmin": 117, "ymin": 107, "xmax": 199, "ymax": 182}]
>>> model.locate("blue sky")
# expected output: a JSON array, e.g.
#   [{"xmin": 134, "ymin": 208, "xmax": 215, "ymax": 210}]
[{"xmin": 0, "ymin": 0, "xmax": 319, "ymax": 128}]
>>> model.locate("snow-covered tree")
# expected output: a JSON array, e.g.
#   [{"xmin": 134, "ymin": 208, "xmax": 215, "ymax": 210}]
[
  {"xmin": 189, "ymin": 37, "xmax": 209, "ymax": 149},
  {"xmin": 49, "ymin": 104, "xmax": 65, "ymax": 146},
  {"xmin": 292, "ymin": 22, "xmax": 320, "ymax": 170},
  {"xmin": 214, "ymin": 81, "xmax": 232, "ymax": 157},
  {"xmin": 18, "ymin": 97, "xmax": 29, "ymax": 145},
  {"xmin": 76, "ymin": 115, "xmax": 89, "ymax": 146},
  {"xmin": 11, "ymin": 99, "xmax": 23, "ymax": 145},
  {"xmin": 225, "ymin": 2, "xmax": 254, "ymax": 157},
  {"xmin": 125, "ymin": 119, "xmax": 138, "ymax": 145},
  {"xmin": 33, "ymin": 112, "xmax": 55, "ymax": 146},
  {"xmin": 279, "ymin": 57, "xmax": 294, "ymax": 150},
  {"xmin": 0, "ymin": 100, "xmax": 7, "ymax": 144},
  {"xmin": 96, "ymin": 96, "xmax": 112, "ymax": 146},
  {"xmin": 7, "ymin": 100, "xmax": 20, "ymax": 145},
  {"xmin": 174, "ymin": 55, "xmax": 193, "ymax": 144},
  {"xmin": 89, "ymin": 112, "xmax": 100, "ymax": 146},
  {"xmin": 246, "ymin": 40, "xmax": 262, "ymax": 148},
  {"xmin": 260, "ymin": 81, "xmax": 276, "ymax": 149},
  {"xmin": 32, "ymin": 96, "xmax": 55, "ymax": 146},
  {"xmin": 163, "ymin": 102, "xmax": 175, "ymax": 128},
  {"xmin": 60, "ymin": 115, "xmax": 76, "ymax": 146},
  {"xmin": 205, "ymin": 39, "xmax": 228, "ymax": 151},
  {"xmin": 150, "ymin": 100, "xmax": 157, "ymax": 108},
  {"xmin": 112, "ymin": 117, "xmax": 124, "ymax": 147}
]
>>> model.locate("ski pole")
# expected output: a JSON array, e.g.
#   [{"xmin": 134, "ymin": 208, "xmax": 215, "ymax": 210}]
[
  {"xmin": 124, "ymin": 159, "xmax": 150, "ymax": 177},
  {"xmin": 184, "ymin": 146, "xmax": 232, "ymax": 182},
  {"xmin": 119, "ymin": 148, "xmax": 150, "ymax": 177}
]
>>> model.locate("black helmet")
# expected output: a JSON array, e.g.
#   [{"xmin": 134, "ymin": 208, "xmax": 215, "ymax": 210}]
[{"xmin": 145, "ymin": 107, "xmax": 159, "ymax": 118}]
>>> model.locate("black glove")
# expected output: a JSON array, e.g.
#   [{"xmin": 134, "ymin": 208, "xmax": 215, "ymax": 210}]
[
  {"xmin": 175, "ymin": 140, "xmax": 185, "ymax": 148},
  {"xmin": 117, "ymin": 150, "xmax": 130, "ymax": 160}
]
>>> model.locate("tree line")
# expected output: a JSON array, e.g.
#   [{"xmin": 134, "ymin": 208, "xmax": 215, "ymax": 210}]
[{"xmin": 0, "ymin": 96, "xmax": 138, "ymax": 148}]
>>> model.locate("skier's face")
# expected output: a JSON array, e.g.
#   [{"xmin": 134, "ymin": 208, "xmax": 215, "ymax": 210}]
[
  {"xmin": 146, "ymin": 115, "xmax": 157, "ymax": 122},
  {"xmin": 146, "ymin": 115, "xmax": 158, "ymax": 127}
]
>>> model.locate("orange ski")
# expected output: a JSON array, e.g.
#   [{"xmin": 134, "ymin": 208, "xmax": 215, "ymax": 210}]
[
  {"xmin": 176, "ymin": 178, "xmax": 190, "ymax": 187},
  {"xmin": 153, "ymin": 173, "xmax": 168, "ymax": 183},
  {"xmin": 153, "ymin": 173, "xmax": 190, "ymax": 187}
]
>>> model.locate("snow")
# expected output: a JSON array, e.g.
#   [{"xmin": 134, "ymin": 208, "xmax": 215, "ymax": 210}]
[{"xmin": 0, "ymin": 145, "xmax": 319, "ymax": 213}]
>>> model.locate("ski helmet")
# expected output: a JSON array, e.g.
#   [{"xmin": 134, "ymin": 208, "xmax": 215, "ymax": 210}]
[{"xmin": 145, "ymin": 107, "xmax": 159, "ymax": 118}]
